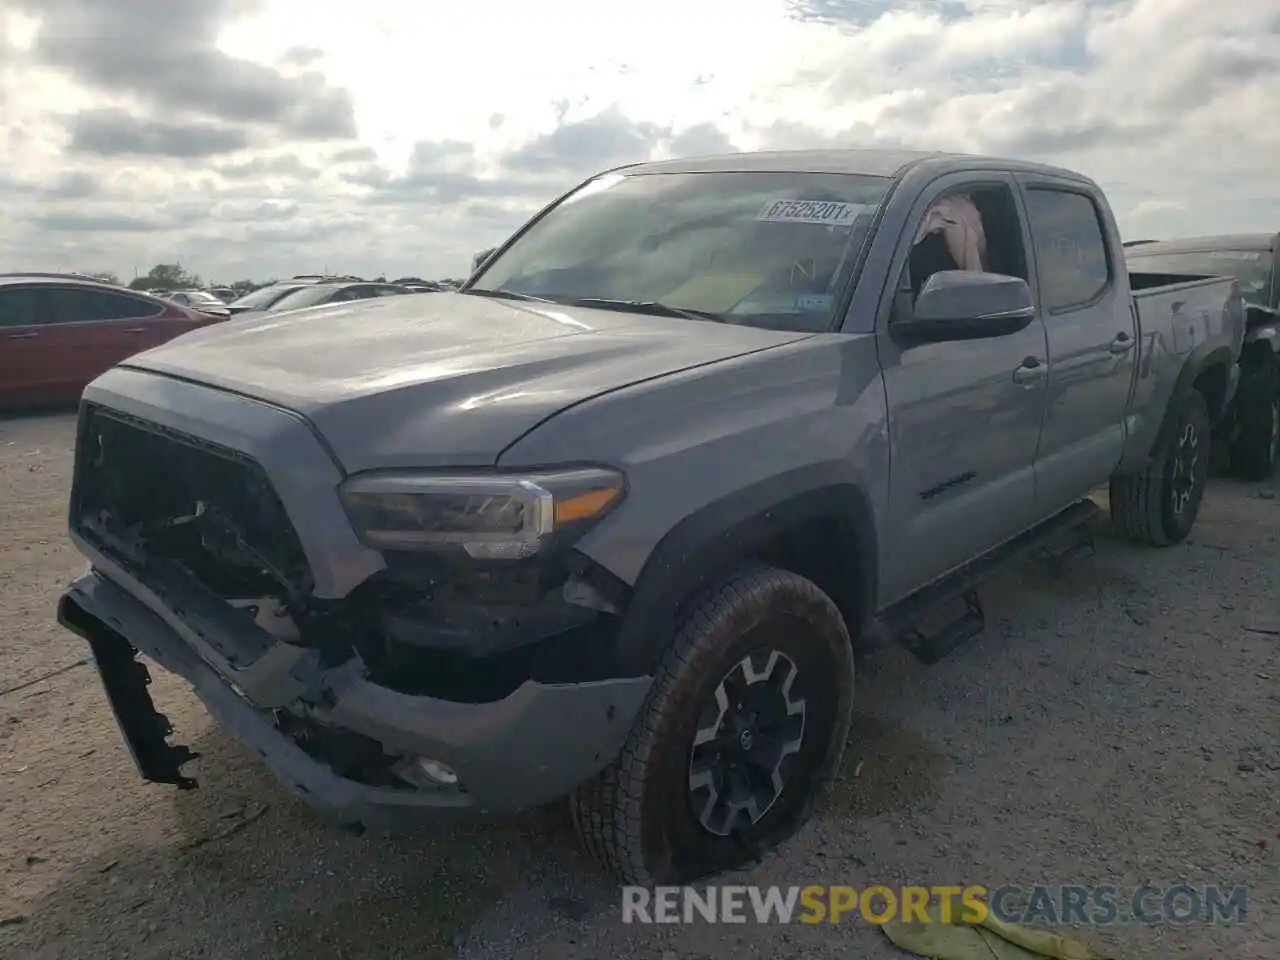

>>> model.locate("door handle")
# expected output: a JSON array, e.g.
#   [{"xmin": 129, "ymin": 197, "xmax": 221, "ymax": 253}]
[
  {"xmin": 1012, "ymin": 356, "xmax": 1046, "ymax": 384},
  {"xmin": 124, "ymin": 327, "xmax": 148, "ymax": 333},
  {"xmin": 6, "ymin": 332, "xmax": 39, "ymax": 340},
  {"xmin": 1109, "ymin": 332, "xmax": 1134, "ymax": 354}
]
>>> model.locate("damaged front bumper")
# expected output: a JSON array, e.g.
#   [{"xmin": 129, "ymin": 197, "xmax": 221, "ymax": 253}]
[
  {"xmin": 59, "ymin": 564, "xmax": 652, "ymax": 826},
  {"xmin": 58, "ymin": 369, "xmax": 653, "ymax": 828}
]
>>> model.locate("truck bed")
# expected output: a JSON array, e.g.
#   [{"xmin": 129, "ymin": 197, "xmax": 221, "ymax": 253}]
[
  {"xmin": 1129, "ymin": 271, "xmax": 1242, "ymax": 356},
  {"xmin": 1119, "ymin": 271, "xmax": 1244, "ymax": 461}
]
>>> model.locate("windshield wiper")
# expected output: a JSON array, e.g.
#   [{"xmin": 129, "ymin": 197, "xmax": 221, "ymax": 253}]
[
  {"xmin": 564, "ymin": 298, "xmax": 724, "ymax": 322},
  {"xmin": 462, "ymin": 287, "xmax": 554, "ymax": 304}
]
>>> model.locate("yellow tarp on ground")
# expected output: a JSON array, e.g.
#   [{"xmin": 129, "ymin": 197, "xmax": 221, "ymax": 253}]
[{"xmin": 881, "ymin": 914, "xmax": 1114, "ymax": 960}]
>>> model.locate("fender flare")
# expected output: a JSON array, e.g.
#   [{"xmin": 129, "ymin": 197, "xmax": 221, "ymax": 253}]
[
  {"xmin": 611, "ymin": 463, "xmax": 879, "ymax": 674},
  {"xmin": 1150, "ymin": 343, "xmax": 1235, "ymax": 455}
]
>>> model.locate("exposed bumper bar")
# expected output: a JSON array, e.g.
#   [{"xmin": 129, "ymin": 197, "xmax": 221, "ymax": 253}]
[{"xmin": 59, "ymin": 570, "xmax": 652, "ymax": 828}]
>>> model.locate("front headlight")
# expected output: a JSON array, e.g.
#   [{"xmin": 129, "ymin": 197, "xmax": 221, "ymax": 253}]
[{"xmin": 339, "ymin": 466, "xmax": 626, "ymax": 560}]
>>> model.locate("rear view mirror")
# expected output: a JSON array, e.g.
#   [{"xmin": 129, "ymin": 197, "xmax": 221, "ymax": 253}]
[
  {"xmin": 894, "ymin": 270, "xmax": 1035, "ymax": 345},
  {"xmin": 471, "ymin": 247, "xmax": 497, "ymax": 274}
]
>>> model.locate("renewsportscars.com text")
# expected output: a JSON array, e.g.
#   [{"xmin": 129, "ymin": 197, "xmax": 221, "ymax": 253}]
[{"xmin": 621, "ymin": 884, "xmax": 1248, "ymax": 926}]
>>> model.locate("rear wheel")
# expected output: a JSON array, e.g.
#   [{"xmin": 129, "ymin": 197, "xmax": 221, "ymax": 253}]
[
  {"xmin": 1110, "ymin": 388, "xmax": 1212, "ymax": 546},
  {"xmin": 1230, "ymin": 362, "xmax": 1279, "ymax": 481},
  {"xmin": 570, "ymin": 565, "xmax": 855, "ymax": 884}
]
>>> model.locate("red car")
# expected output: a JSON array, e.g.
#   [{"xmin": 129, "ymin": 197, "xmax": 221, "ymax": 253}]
[{"xmin": 0, "ymin": 273, "xmax": 226, "ymax": 408}]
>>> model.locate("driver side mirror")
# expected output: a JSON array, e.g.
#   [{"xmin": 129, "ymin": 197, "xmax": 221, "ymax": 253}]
[
  {"xmin": 893, "ymin": 270, "xmax": 1035, "ymax": 345},
  {"xmin": 471, "ymin": 247, "xmax": 497, "ymax": 274}
]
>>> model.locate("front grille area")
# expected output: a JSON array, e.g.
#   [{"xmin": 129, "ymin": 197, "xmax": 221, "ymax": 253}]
[{"xmin": 71, "ymin": 403, "xmax": 313, "ymax": 601}]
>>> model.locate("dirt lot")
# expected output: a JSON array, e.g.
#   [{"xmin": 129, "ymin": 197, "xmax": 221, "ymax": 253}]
[{"xmin": 1, "ymin": 410, "xmax": 1277, "ymax": 960}]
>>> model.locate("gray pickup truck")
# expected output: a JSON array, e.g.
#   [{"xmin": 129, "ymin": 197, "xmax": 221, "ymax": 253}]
[{"xmin": 58, "ymin": 148, "xmax": 1243, "ymax": 885}]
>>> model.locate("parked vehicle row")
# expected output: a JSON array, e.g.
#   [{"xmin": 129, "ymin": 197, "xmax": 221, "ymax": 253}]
[
  {"xmin": 0, "ymin": 271, "xmax": 455, "ymax": 409},
  {"xmin": 222, "ymin": 277, "xmax": 436, "ymax": 316},
  {"xmin": 54, "ymin": 147, "xmax": 1244, "ymax": 888},
  {"xmin": 1125, "ymin": 233, "xmax": 1279, "ymax": 479},
  {"xmin": 226, "ymin": 279, "xmax": 415, "ymax": 318}
]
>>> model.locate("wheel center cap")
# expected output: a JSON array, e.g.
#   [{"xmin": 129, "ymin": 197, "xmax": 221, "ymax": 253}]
[{"xmin": 738, "ymin": 729, "xmax": 755, "ymax": 751}]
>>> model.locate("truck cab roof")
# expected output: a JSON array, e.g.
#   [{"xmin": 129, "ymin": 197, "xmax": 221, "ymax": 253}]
[{"xmin": 620, "ymin": 147, "xmax": 1096, "ymax": 185}]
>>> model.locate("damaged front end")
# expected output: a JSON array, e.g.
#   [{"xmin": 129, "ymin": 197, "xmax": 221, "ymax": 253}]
[{"xmin": 61, "ymin": 401, "xmax": 651, "ymax": 823}]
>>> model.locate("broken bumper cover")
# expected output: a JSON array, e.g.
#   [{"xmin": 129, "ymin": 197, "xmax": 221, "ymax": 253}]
[{"xmin": 58, "ymin": 569, "xmax": 653, "ymax": 828}]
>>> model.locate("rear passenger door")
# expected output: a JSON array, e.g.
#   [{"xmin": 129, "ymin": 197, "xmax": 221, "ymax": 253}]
[
  {"xmin": 1017, "ymin": 181, "xmax": 1138, "ymax": 514},
  {"xmin": 44, "ymin": 286, "xmax": 183, "ymax": 386}
]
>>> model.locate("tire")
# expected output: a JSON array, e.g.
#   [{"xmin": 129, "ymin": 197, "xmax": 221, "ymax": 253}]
[
  {"xmin": 1230, "ymin": 362, "xmax": 1279, "ymax": 481},
  {"xmin": 570, "ymin": 565, "xmax": 856, "ymax": 885},
  {"xmin": 1109, "ymin": 388, "xmax": 1212, "ymax": 546}
]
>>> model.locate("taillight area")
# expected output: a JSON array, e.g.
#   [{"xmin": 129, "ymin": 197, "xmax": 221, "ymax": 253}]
[
  {"xmin": 159, "ymin": 303, "xmax": 196, "ymax": 322},
  {"xmin": 169, "ymin": 304, "xmax": 226, "ymax": 326}
]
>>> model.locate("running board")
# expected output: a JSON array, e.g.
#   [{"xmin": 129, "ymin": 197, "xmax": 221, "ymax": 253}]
[
  {"xmin": 879, "ymin": 499, "xmax": 1100, "ymax": 665},
  {"xmin": 899, "ymin": 590, "xmax": 985, "ymax": 666},
  {"xmin": 1043, "ymin": 518, "xmax": 1096, "ymax": 578}
]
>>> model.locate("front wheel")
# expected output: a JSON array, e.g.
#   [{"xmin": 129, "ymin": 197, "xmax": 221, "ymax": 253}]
[
  {"xmin": 1109, "ymin": 388, "xmax": 1212, "ymax": 546},
  {"xmin": 570, "ymin": 565, "xmax": 856, "ymax": 885}
]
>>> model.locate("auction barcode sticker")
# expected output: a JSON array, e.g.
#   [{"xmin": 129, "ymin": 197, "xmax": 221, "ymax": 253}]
[{"xmin": 756, "ymin": 199, "xmax": 867, "ymax": 226}]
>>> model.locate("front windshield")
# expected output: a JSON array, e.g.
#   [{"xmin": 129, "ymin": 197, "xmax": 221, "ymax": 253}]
[
  {"xmin": 268, "ymin": 285, "xmax": 340, "ymax": 311},
  {"xmin": 230, "ymin": 284, "xmax": 303, "ymax": 309},
  {"xmin": 470, "ymin": 170, "xmax": 893, "ymax": 331},
  {"xmin": 185, "ymin": 291, "xmax": 223, "ymax": 304},
  {"xmin": 1128, "ymin": 249, "xmax": 1273, "ymax": 306}
]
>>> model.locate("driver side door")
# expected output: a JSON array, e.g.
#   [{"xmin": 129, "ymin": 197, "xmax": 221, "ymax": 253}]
[{"xmin": 875, "ymin": 172, "xmax": 1051, "ymax": 605}]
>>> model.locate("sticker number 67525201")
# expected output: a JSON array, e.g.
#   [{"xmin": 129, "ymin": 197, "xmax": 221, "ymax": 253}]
[{"xmin": 755, "ymin": 199, "xmax": 867, "ymax": 226}]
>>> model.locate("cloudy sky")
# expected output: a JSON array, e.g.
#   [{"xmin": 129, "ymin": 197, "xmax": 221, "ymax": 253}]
[{"xmin": 0, "ymin": 0, "xmax": 1276, "ymax": 283}]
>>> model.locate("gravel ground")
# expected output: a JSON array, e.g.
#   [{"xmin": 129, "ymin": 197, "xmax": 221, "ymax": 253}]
[{"xmin": 1, "ymin": 410, "xmax": 1277, "ymax": 960}]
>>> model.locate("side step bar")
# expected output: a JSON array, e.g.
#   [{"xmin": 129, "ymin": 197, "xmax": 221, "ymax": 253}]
[{"xmin": 878, "ymin": 499, "xmax": 1100, "ymax": 665}]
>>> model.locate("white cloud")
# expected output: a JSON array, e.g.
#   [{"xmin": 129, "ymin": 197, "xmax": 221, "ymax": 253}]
[{"xmin": 0, "ymin": 0, "xmax": 1276, "ymax": 283}]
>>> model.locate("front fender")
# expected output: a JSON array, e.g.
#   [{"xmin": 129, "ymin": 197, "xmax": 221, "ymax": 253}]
[
  {"xmin": 496, "ymin": 335, "xmax": 891, "ymax": 672},
  {"xmin": 609, "ymin": 467, "xmax": 878, "ymax": 673}
]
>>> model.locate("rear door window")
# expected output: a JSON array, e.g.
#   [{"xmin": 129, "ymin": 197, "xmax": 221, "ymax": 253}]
[
  {"xmin": 47, "ymin": 288, "xmax": 164, "ymax": 323},
  {"xmin": 0, "ymin": 286, "xmax": 47, "ymax": 327},
  {"xmin": 1024, "ymin": 188, "xmax": 1112, "ymax": 312}
]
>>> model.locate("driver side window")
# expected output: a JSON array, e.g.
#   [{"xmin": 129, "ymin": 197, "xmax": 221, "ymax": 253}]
[{"xmin": 894, "ymin": 184, "xmax": 1029, "ymax": 318}]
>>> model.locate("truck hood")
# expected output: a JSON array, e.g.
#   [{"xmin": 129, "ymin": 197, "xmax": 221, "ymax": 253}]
[{"xmin": 122, "ymin": 292, "xmax": 811, "ymax": 470}]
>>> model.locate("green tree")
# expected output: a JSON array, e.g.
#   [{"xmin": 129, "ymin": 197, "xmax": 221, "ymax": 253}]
[
  {"xmin": 128, "ymin": 263, "xmax": 201, "ymax": 292},
  {"xmin": 229, "ymin": 279, "xmax": 262, "ymax": 297}
]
